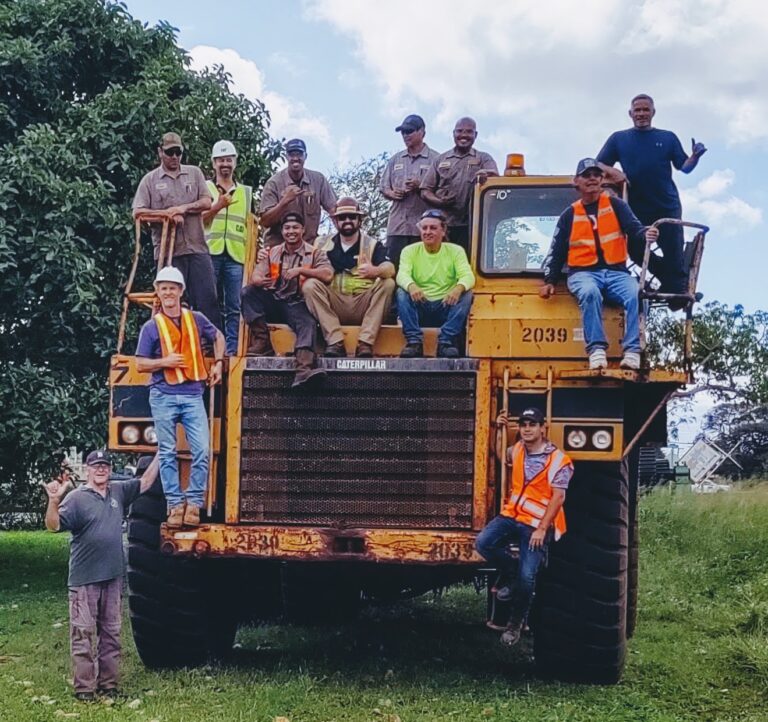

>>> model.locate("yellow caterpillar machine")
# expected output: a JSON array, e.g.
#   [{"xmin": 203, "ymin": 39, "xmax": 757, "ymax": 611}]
[{"xmin": 111, "ymin": 157, "xmax": 707, "ymax": 683}]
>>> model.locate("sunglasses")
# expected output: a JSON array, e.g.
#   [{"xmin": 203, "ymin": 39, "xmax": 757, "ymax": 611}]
[
  {"xmin": 421, "ymin": 210, "xmax": 446, "ymax": 221},
  {"xmin": 163, "ymin": 147, "xmax": 183, "ymax": 157},
  {"xmin": 336, "ymin": 214, "xmax": 359, "ymax": 221}
]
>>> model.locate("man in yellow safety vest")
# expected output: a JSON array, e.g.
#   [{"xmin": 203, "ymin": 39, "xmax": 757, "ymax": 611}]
[{"xmin": 203, "ymin": 140, "xmax": 254, "ymax": 355}]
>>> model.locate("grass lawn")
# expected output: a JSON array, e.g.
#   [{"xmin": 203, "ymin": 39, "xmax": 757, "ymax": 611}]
[{"xmin": 2, "ymin": 487, "xmax": 768, "ymax": 722}]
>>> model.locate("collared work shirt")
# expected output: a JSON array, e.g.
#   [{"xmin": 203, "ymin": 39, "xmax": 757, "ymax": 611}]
[
  {"xmin": 132, "ymin": 164, "xmax": 212, "ymax": 257},
  {"xmin": 259, "ymin": 168, "xmax": 337, "ymax": 246},
  {"xmin": 380, "ymin": 144, "xmax": 439, "ymax": 236},
  {"xmin": 256, "ymin": 241, "xmax": 332, "ymax": 302},
  {"xmin": 420, "ymin": 147, "xmax": 498, "ymax": 226}
]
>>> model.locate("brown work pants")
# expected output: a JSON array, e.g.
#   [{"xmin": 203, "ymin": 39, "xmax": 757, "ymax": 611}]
[
  {"xmin": 69, "ymin": 578, "xmax": 122, "ymax": 694},
  {"xmin": 302, "ymin": 277, "xmax": 395, "ymax": 346}
]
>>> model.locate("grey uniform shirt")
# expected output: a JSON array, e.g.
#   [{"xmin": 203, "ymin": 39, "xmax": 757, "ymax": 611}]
[
  {"xmin": 380, "ymin": 145, "xmax": 439, "ymax": 236},
  {"xmin": 259, "ymin": 168, "xmax": 337, "ymax": 246},
  {"xmin": 420, "ymin": 147, "xmax": 498, "ymax": 226},
  {"xmin": 132, "ymin": 164, "xmax": 212, "ymax": 257},
  {"xmin": 58, "ymin": 480, "xmax": 141, "ymax": 587}
]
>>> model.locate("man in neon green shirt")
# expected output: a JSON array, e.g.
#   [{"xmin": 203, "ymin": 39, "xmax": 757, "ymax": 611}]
[{"xmin": 395, "ymin": 209, "xmax": 475, "ymax": 357}]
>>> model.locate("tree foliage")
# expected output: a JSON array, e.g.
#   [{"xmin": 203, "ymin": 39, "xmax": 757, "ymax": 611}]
[
  {"xmin": 329, "ymin": 153, "xmax": 391, "ymax": 240},
  {"xmin": 0, "ymin": 0, "xmax": 281, "ymax": 507}
]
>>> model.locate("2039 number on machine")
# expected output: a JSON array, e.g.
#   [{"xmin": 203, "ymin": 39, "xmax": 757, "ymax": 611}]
[{"xmin": 522, "ymin": 327, "xmax": 568, "ymax": 343}]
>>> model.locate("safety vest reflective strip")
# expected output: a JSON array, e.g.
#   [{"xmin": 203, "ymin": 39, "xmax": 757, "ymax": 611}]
[
  {"xmin": 205, "ymin": 182, "xmax": 252, "ymax": 264},
  {"xmin": 315, "ymin": 233, "xmax": 378, "ymax": 294},
  {"xmin": 502, "ymin": 442, "xmax": 572, "ymax": 540},
  {"xmin": 567, "ymin": 192, "xmax": 628, "ymax": 267},
  {"xmin": 154, "ymin": 309, "xmax": 208, "ymax": 385}
]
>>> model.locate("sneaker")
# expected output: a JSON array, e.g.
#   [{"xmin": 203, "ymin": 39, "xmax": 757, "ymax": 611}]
[
  {"xmin": 166, "ymin": 504, "xmax": 185, "ymax": 529},
  {"xmin": 400, "ymin": 343, "xmax": 423, "ymax": 358},
  {"xmin": 500, "ymin": 621, "xmax": 523, "ymax": 647},
  {"xmin": 323, "ymin": 341, "xmax": 346, "ymax": 358},
  {"xmin": 437, "ymin": 343, "xmax": 460, "ymax": 358},
  {"xmin": 98, "ymin": 688, "xmax": 120, "ymax": 700},
  {"xmin": 620, "ymin": 352, "xmax": 641, "ymax": 370},
  {"xmin": 495, "ymin": 585, "xmax": 513, "ymax": 602},
  {"xmin": 588, "ymin": 349, "xmax": 608, "ymax": 369},
  {"xmin": 183, "ymin": 504, "xmax": 201, "ymax": 527},
  {"xmin": 355, "ymin": 341, "xmax": 374, "ymax": 358},
  {"xmin": 74, "ymin": 691, "xmax": 96, "ymax": 702}
]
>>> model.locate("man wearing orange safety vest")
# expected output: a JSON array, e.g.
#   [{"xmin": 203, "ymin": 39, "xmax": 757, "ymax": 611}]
[
  {"xmin": 541, "ymin": 158, "xmax": 659, "ymax": 370},
  {"xmin": 476, "ymin": 407, "xmax": 574, "ymax": 647},
  {"xmin": 135, "ymin": 266, "xmax": 225, "ymax": 528}
]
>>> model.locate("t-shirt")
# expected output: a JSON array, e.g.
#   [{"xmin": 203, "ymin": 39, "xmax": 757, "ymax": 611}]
[
  {"xmin": 132, "ymin": 164, "xmax": 213, "ymax": 257},
  {"xmin": 58, "ymin": 479, "xmax": 141, "ymax": 587},
  {"xmin": 136, "ymin": 310, "xmax": 218, "ymax": 395},
  {"xmin": 505, "ymin": 442, "xmax": 573, "ymax": 489},
  {"xmin": 396, "ymin": 242, "xmax": 476, "ymax": 301},
  {"xmin": 596, "ymin": 127, "xmax": 688, "ymax": 216}
]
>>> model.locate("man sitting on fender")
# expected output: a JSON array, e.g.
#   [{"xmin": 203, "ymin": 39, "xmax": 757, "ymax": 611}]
[
  {"xmin": 305, "ymin": 197, "xmax": 396, "ymax": 358},
  {"xmin": 476, "ymin": 408, "xmax": 573, "ymax": 647},
  {"xmin": 541, "ymin": 158, "xmax": 659, "ymax": 370}
]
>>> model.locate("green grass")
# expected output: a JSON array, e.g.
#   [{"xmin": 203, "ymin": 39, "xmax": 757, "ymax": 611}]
[{"xmin": 2, "ymin": 487, "xmax": 768, "ymax": 721}]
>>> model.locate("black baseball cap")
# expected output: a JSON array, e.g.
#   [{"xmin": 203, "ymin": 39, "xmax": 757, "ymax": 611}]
[
  {"xmin": 285, "ymin": 138, "xmax": 307, "ymax": 154},
  {"xmin": 518, "ymin": 408, "xmax": 546, "ymax": 424},
  {"xmin": 395, "ymin": 114, "xmax": 425, "ymax": 133},
  {"xmin": 281, "ymin": 211, "xmax": 305, "ymax": 226},
  {"xmin": 86, "ymin": 450, "xmax": 112, "ymax": 466},
  {"xmin": 575, "ymin": 158, "xmax": 603, "ymax": 177}
]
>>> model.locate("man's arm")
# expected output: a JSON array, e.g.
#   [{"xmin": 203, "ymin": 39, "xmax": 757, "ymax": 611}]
[
  {"xmin": 259, "ymin": 179, "xmax": 304, "ymax": 229},
  {"xmin": 202, "ymin": 190, "xmax": 231, "ymax": 226},
  {"xmin": 681, "ymin": 137, "xmax": 707, "ymax": 174},
  {"xmin": 42, "ymin": 474, "xmax": 74, "ymax": 532},
  {"xmin": 134, "ymin": 323, "xmax": 186, "ymax": 374},
  {"xmin": 419, "ymin": 160, "xmax": 455, "ymax": 209},
  {"xmin": 318, "ymin": 174, "xmax": 338, "ymax": 215},
  {"xmin": 300, "ymin": 249, "xmax": 334, "ymax": 283},
  {"xmin": 379, "ymin": 158, "xmax": 403, "ymax": 201},
  {"xmin": 357, "ymin": 243, "xmax": 395, "ymax": 280},
  {"xmin": 138, "ymin": 455, "xmax": 160, "ymax": 495},
  {"xmin": 540, "ymin": 210, "xmax": 572, "ymax": 296},
  {"xmin": 529, "ymin": 489, "xmax": 566, "ymax": 549}
]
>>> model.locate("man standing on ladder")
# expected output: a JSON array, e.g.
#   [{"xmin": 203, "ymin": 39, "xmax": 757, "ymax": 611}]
[
  {"xmin": 202, "ymin": 140, "xmax": 253, "ymax": 355},
  {"xmin": 476, "ymin": 408, "xmax": 573, "ymax": 647},
  {"xmin": 132, "ymin": 132, "xmax": 221, "ymax": 328}
]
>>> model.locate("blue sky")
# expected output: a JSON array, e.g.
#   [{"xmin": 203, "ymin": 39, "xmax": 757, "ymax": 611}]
[
  {"xmin": 124, "ymin": 0, "xmax": 767, "ymax": 314},
  {"xmin": 124, "ymin": 0, "xmax": 766, "ymax": 444}
]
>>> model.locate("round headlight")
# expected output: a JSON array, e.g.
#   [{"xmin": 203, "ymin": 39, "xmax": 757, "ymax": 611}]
[
  {"xmin": 567, "ymin": 429, "xmax": 587, "ymax": 449},
  {"xmin": 143, "ymin": 425, "xmax": 157, "ymax": 444},
  {"xmin": 592, "ymin": 429, "xmax": 613, "ymax": 450},
  {"xmin": 121, "ymin": 424, "xmax": 140, "ymax": 444}
]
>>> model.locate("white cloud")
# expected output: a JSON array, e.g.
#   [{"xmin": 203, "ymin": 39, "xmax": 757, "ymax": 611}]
[
  {"xmin": 188, "ymin": 45, "xmax": 332, "ymax": 150},
  {"xmin": 680, "ymin": 170, "xmax": 762, "ymax": 234}
]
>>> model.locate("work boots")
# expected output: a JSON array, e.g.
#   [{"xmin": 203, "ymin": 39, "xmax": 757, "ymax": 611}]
[
  {"xmin": 500, "ymin": 612, "xmax": 525, "ymax": 647},
  {"xmin": 166, "ymin": 504, "xmax": 185, "ymax": 529},
  {"xmin": 246, "ymin": 319, "xmax": 274, "ymax": 356},
  {"xmin": 292, "ymin": 347, "xmax": 326, "ymax": 389},
  {"xmin": 183, "ymin": 504, "xmax": 200, "ymax": 527}
]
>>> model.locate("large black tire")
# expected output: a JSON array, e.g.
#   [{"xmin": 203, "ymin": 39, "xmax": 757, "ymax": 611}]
[
  {"xmin": 280, "ymin": 562, "xmax": 362, "ymax": 625},
  {"xmin": 126, "ymin": 478, "xmax": 239, "ymax": 668},
  {"xmin": 532, "ymin": 461, "xmax": 628, "ymax": 684}
]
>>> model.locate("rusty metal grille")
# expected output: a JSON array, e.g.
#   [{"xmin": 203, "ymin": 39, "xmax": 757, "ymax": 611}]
[{"xmin": 239, "ymin": 367, "xmax": 477, "ymax": 529}]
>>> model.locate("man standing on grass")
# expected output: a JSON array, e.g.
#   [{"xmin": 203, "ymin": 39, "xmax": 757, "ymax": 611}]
[
  {"xmin": 475, "ymin": 408, "xmax": 573, "ymax": 647},
  {"xmin": 43, "ymin": 451, "xmax": 159, "ymax": 701}
]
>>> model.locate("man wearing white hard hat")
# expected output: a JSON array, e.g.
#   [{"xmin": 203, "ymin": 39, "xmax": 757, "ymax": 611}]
[
  {"xmin": 135, "ymin": 266, "xmax": 225, "ymax": 528},
  {"xmin": 202, "ymin": 140, "xmax": 253, "ymax": 355}
]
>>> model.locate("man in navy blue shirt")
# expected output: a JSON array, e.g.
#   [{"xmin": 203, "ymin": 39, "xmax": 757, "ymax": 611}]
[{"xmin": 597, "ymin": 94, "xmax": 706, "ymax": 296}]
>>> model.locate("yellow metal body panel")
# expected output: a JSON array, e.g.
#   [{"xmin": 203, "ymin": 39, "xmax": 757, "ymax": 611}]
[
  {"xmin": 225, "ymin": 355, "xmax": 245, "ymax": 524},
  {"xmin": 162, "ymin": 524, "xmax": 484, "ymax": 564}
]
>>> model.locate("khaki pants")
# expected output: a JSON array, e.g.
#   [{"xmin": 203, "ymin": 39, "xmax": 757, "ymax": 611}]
[{"xmin": 303, "ymin": 278, "xmax": 395, "ymax": 346}]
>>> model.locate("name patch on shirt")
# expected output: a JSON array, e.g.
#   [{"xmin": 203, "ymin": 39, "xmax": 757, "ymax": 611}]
[
  {"xmin": 155, "ymin": 182, "xmax": 168, "ymax": 190},
  {"xmin": 394, "ymin": 163, "xmax": 404, "ymax": 170},
  {"xmin": 468, "ymin": 159, "xmax": 481, "ymax": 166},
  {"xmin": 438, "ymin": 161, "xmax": 452, "ymax": 169}
]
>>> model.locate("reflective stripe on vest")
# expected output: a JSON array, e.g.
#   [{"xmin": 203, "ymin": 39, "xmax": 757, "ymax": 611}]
[
  {"xmin": 502, "ymin": 442, "xmax": 571, "ymax": 540},
  {"xmin": 154, "ymin": 309, "xmax": 208, "ymax": 385},
  {"xmin": 567, "ymin": 192, "xmax": 628, "ymax": 268},
  {"xmin": 205, "ymin": 181, "xmax": 252, "ymax": 264},
  {"xmin": 315, "ymin": 233, "xmax": 379, "ymax": 295}
]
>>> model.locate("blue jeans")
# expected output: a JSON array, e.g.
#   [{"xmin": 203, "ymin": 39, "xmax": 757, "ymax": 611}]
[
  {"xmin": 475, "ymin": 515, "xmax": 547, "ymax": 620},
  {"xmin": 211, "ymin": 254, "xmax": 243, "ymax": 356},
  {"xmin": 395, "ymin": 287, "xmax": 473, "ymax": 345},
  {"xmin": 149, "ymin": 388, "xmax": 209, "ymax": 509},
  {"xmin": 567, "ymin": 270, "xmax": 640, "ymax": 354}
]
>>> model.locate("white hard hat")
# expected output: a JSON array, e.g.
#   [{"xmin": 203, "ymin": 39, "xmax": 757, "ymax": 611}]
[
  {"xmin": 212, "ymin": 140, "xmax": 238, "ymax": 159},
  {"xmin": 153, "ymin": 265, "xmax": 186, "ymax": 291}
]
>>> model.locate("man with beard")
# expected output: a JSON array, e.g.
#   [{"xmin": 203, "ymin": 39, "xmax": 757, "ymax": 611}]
[
  {"xmin": 259, "ymin": 138, "xmax": 337, "ymax": 247},
  {"xmin": 240, "ymin": 212, "xmax": 333, "ymax": 387},
  {"xmin": 420, "ymin": 117, "xmax": 498, "ymax": 255},
  {"xmin": 304, "ymin": 197, "xmax": 395, "ymax": 358},
  {"xmin": 202, "ymin": 140, "xmax": 253, "ymax": 355},
  {"xmin": 132, "ymin": 132, "xmax": 219, "ymax": 327},
  {"xmin": 379, "ymin": 114, "xmax": 439, "ymax": 269}
]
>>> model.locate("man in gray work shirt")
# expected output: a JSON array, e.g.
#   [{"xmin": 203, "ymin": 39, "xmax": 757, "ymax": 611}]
[{"xmin": 44, "ymin": 450, "xmax": 159, "ymax": 701}]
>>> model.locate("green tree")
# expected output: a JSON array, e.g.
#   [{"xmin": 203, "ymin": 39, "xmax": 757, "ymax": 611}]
[{"xmin": 0, "ymin": 0, "xmax": 281, "ymax": 509}]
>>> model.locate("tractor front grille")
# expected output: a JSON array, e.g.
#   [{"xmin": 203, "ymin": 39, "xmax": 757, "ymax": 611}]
[{"xmin": 238, "ymin": 360, "xmax": 477, "ymax": 529}]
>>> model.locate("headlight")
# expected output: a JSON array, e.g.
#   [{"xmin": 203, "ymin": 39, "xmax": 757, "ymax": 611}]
[
  {"xmin": 120, "ymin": 424, "xmax": 140, "ymax": 444},
  {"xmin": 567, "ymin": 430, "xmax": 588, "ymax": 449},
  {"xmin": 143, "ymin": 425, "xmax": 157, "ymax": 444},
  {"xmin": 592, "ymin": 429, "xmax": 613, "ymax": 450}
]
